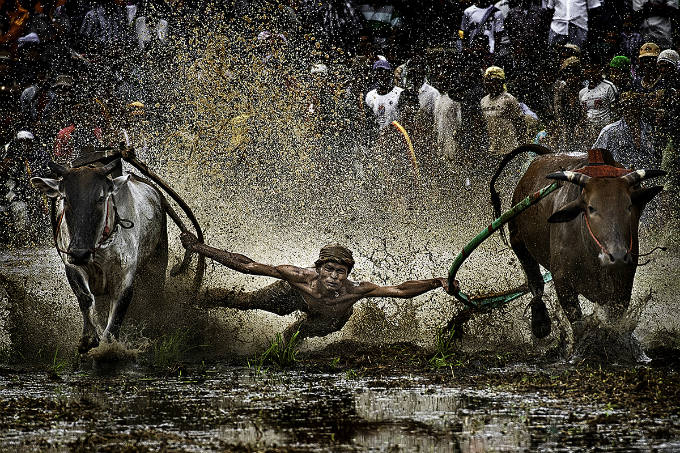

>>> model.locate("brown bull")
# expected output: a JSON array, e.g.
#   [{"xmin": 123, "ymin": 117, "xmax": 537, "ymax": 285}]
[{"xmin": 491, "ymin": 146, "xmax": 665, "ymax": 340}]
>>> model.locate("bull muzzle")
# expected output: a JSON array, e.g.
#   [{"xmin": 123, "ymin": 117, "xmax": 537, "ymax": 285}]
[
  {"xmin": 601, "ymin": 249, "xmax": 634, "ymax": 267},
  {"xmin": 68, "ymin": 248, "xmax": 94, "ymax": 265}
]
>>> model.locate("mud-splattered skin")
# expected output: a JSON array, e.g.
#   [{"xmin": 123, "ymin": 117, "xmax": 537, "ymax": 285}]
[
  {"xmin": 32, "ymin": 160, "xmax": 168, "ymax": 353},
  {"xmin": 181, "ymin": 232, "xmax": 455, "ymax": 320}
]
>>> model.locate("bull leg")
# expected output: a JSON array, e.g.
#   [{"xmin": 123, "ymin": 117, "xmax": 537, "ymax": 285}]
[
  {"xmin": 65, "ymin": 266, "xmax": 99, "ymax": 353},
  {"xmin": 510, "ymin": 229, "xmax": 551, "ymax": 339},
  {"xmin": 102, "ymin": 285, "xmax": 134, "ymax": 343},
  {"xmin": 555, "ymin": 282, "xmax": 582, "ymax": 324}
]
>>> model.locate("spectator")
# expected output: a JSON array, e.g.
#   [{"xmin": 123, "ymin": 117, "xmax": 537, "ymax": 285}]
[
  {"xmin": 432, "ymin": 53, "xmax": 462, "ymax": 162},
  {"xmin": 0, "ymin": 0, "xmax": 30, "ymax": 45},
  {"xmin": 460, "ymin": 0, "xmax": 505, "ymax": 58},
  {"xmin": 364, "ymin": 59, "xmax": 403, "ymax": 131},
  {"xmin": 632, "ymin": 42, "xmax": 666, "ymax": 148},
  {"xmin": 633, "ymin": 0, "xmax": 678, "ymax": 50},
  {"xmin": 480, "ymin": 65, "xmax": 526, "ymax": 157},
  {"xmin": 504, "ymin": 0, "xmax": 551, "ymax": 52},
  {"xmin": 632, "ymin": 42, "xmax": 664, "ymax": 93},
  {"xmin": 608, "ymin": 55, "xmax": 633, "ymax": 92},
  {"xmin": 79, "ymin": 0, "xmax": 129, "ymax": 54},
  {"xmin": 0, "ymin": 128, "xmax": 50, "ymax": 244},
  {"xmin": 356, "ymin": 2, "xmax": 402, "ymax": 58},
  {"xmin": 551, "ymin": 56, "xmax": 587, "ymax": 152},
  {"xmin": 38, "ymin": 74, "xmax": 78, "ymax": 139},
  {"xmin": 543, "ymin": 0, "xmax": 601, "ymax": 51},
  {"xmin": 401, "ymin": 54, "xmax": 440, "ymax": 117},
  {"xmin": 656, "ymin": 49, "xmax": 680, "ymax": 169},
  {"xmin": 53, "ymin": 97, "xmax": 109, "ymax": 165},
  {"xmin": 0, "ymin": 52, "xmax": 17, "ymax": 139},
  {"xmin": 594, "ymin": 91, "xmax": 658, "ymax": 170},
  {"xmin": 620, "ymin": 13, "xmax": 643, "ymax": 62},
  {"xmin": 450, "ymin": 55, "xmax": 488, "ymax": 161},
  {"xmin": 300, "ymin": 0, "xmax": 363, "ymax": 51},
  {"xmin": 579, "ymin": 51, "xmax": 618, "ymax": 143}
]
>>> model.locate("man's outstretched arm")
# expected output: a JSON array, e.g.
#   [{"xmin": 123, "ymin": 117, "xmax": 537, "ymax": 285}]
[
  {"xmin": 361, "ymin": 277, "xmax": 459, "ymax": 299},
  {"xmin": 181, "ymin": 232, "xmax": 283, "ymax": 278}
]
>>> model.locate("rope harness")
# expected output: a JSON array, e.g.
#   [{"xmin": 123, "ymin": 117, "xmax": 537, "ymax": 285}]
[{"xmin": 582, "ymin": 212, "xmax": 633, "ymax": 257}]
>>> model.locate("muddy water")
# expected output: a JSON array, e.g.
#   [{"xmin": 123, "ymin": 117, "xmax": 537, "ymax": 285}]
[{"xmin": 2, "ymin": 363, "xmax": 679, "ymax": 453}]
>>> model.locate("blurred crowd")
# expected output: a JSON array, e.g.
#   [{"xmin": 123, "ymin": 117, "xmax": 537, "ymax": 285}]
[{"xmin": 1, "ymin": 0, "xmax": 680, "ymax": 245}]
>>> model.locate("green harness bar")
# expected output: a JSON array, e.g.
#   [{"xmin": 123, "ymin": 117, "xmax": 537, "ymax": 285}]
[{"xmin": 448, "ymin": 182, "xmax": 559, "ymax": 310}]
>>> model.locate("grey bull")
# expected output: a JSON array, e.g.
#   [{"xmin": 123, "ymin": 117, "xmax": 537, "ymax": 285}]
[
  {"xmin": 32, "ymin": 159, "xmax": 168, "ymax": 353},
  {"xmin": 491, "ymin": 146, "xmax": 665, "ymax": 344}
]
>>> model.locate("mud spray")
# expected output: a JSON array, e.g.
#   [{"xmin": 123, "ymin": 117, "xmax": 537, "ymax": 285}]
[{"xmin": 1, "ymin": 7, "xmax": 678, "ymax": 366}]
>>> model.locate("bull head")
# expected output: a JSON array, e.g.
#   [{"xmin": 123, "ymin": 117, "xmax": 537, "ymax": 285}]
[
  {"xmin": 544, "ymin": 168, "xmax": 666, "ymax": 267},
  {"xmin": 31, "ymin": 159, "xmax": 129, "ymax": 265},
  {"xmin": 545, "ymin": 169, "xmax": 666, "ymax": 224}
]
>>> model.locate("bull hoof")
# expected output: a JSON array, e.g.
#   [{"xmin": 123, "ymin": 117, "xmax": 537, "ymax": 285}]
[
  {"xmin": 531, "ymin": 297, "xmax": 552, "ymax": 339},
  {"xmin": 78, "ymin": 336, "xmax": 100, "ymax": 354}
]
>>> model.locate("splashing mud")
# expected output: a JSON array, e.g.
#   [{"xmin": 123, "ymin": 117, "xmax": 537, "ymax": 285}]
[{"xmin": 1, "ymin": 8, "xmax": 680, "ymax": 368}]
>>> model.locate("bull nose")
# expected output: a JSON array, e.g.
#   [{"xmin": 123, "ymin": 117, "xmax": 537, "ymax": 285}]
[
  {"xmin": 603, "ymin": 250, "xmax": 633, "ymax": 267},
  {"xmin": 69, "ymin": 249, "xmax": 93, "ymax": 265}
]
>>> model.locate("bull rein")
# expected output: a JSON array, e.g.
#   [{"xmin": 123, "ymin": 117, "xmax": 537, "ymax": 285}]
[
  {"xmin": 447, "ymin": 182, "xmax": 559, "ymax": 310},
  {"xmin": 118, "ymin": 146, "xmax": 206, "ymax": 289}
]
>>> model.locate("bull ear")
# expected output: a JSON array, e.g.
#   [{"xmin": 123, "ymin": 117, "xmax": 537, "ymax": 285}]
[
  {"xmin": 548, "ymin": 199, "xmax": 583, "ymax": 223},
  {"xmin": 111, "ymin": 175, "xmax": 130, "ymax": 194},
  {"xmin": 31, "ymin": 177, "xmax": 61, "ymax": 198},
  {"xmin": 631, "ymin": 185, "xmax": 664, "ymax": 208}
]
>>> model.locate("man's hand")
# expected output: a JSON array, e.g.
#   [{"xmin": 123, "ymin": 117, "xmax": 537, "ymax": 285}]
[
  {"xmin": 180, "ymin": 231, "xmax": 199, "ymax": 251},
  {"xmin": 440, "ymin": 277, "xmax": 460, "ymax": 296}
]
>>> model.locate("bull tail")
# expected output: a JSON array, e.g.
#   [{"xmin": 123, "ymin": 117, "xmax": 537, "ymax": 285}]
[{"xmin": 490, "ymin": 144, "xmax": 554, "ymax": 244}]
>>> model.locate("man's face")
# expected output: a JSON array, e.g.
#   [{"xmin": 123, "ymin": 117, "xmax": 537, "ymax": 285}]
[
  {"xmin": 375, "ymin": 68, "xmax": 393, "ymax": 93},
  {"xmin": 658, "ymin": 61, "xmax": 676, "ymax": 80},
  {"xmin": 583, "ymin": 63, "xmax": 601, "ymax": 85},
  {"xmin": 609, "ymin": 66, "xmax": 630, "ymax": 87},
  {"xmin": 484, "ymin": 77, "xmax": 504, "ymax": 96},
  {"xmin": 317, "ymin": 261, "xmax": 349, "ymax": 292},
  {"xmin": 639, "ymin": 56, "xmax": 658, "ymax": 76}
]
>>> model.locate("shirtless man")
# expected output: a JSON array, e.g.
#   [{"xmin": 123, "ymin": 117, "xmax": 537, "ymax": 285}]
[{"xmin": 181, "ymin": 233, "xmax": 458, "ymax": 342}]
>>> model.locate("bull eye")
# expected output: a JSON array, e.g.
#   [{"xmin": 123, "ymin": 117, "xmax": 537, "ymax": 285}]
[
  {"xmin": 98, "ymin": 195, "xmax": 106, "ymax": 204},
  {"xmin": 588, "ymin": 206, "xmax": 596, "ymax": 215}
]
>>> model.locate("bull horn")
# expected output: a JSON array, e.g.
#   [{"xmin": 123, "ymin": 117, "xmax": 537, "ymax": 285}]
[
  {"xmin": 101, "ymin": 158, "xmax": 122, "ymax": 176},
  {"xmin": 48, "ymin": 161, "xmax": 69, "ymax": 177},
  {"xmin": 546, "ymin": 171, "xmax": 590, "ymax": 187},
  {"xmin": 621, "ymin": 169, "xmax": 667, "ymax": 187}
]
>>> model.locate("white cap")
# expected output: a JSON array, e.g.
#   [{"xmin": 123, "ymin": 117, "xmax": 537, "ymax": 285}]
[
  {"xmin": 16, "ymin": 130, "xmax": 34, "ymax": 140},
  {"xmin": 310, "ymin": 63, "xmax": 327, "ymax": 75},
  {"xmin": 657, "ymin": 49, "xmax": 680, "ymax": 67}
]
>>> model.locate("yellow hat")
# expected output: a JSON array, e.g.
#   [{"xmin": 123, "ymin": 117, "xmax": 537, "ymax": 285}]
[
  {"xmin": 559, "ymin": 56, "xmax": 581, "ymax": 74},
  {"xmin": 639, "ymin": 42, "xmax": 660, "ymax": 58},
  {"xmin": 484, "ymin": 66, "xmax": 506, "ymax": 80}
]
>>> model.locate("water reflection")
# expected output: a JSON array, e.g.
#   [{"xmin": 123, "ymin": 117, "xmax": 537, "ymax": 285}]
[{"xmin": 1, "ymin": 368, "xmax": 679, "ymax": 452}]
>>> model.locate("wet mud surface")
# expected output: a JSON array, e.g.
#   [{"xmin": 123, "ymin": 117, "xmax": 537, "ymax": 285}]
[{"xmin": 1, "ymin": 342, "xmax": 679, "ymax": 453}]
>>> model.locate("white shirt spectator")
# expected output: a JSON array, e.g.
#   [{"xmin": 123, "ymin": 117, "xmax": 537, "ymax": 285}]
[
  {"xmin": 542, "ymin": 0, "xmax": 601, "ymax": 33},
  {"xmin": 579, "ymin": 78, "xmax": 618, "ymax": 130},
  {"xmin": 365, "ymin": 87, "xmax": 404, "ymax": 130},
  {"xmin": 632, "ymin": 0, "xmax": 678, "ymax": 49},
  {"xmin": 461, "ymin": 5, "xmax": 505, "ymax": 53},
  {"xmin": 418, "ymin": 82, "xmax": 440, "ymax": 116},
  {"xmin": 433, "ymin": 93, "xmax": 462, "ymax": 158}
]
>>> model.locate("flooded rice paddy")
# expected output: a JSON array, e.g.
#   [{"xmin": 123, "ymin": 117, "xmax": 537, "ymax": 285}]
[{"xmin": 1, "ymin": 348, "xmax": 680, "ymax": 453}]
